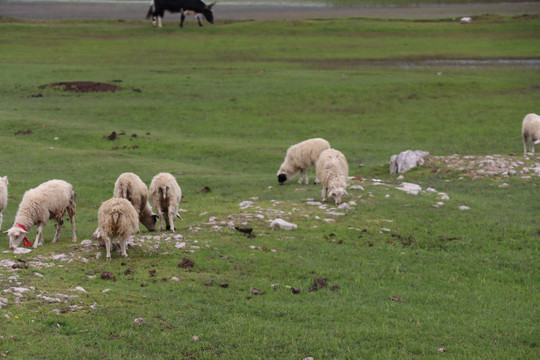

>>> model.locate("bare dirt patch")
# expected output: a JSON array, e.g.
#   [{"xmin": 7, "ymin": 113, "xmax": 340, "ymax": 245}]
[{"xmin": 40, "ymin": 81, "xmax": 120, "ymax": 93}]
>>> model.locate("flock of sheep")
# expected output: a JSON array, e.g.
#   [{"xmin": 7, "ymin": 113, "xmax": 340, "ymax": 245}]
[
  {"xmin": 1, "ymin": 111, "xmax": 537, "ymax": 260},
  {"xmin": 0, "ymin": 137, "xmax": 348, "ymax": 260}
]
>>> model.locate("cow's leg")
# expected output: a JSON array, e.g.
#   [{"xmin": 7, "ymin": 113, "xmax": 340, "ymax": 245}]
[
  {"xmin": 152, "ymin": 16, "xmax": 157, "ymax": 27},
  {"xmin": 158, "ymin": 16, "xmax": 163, "ymax": 28},
  {"xmin": 180, "ymin": 11, "xmax": 185, "ymax": 27},
  {"xmin": 197, "ymin": 15, "xmax": 203, "ymax": 27}
]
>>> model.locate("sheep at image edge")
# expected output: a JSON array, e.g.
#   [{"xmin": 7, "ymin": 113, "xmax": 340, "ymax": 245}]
[
  {"xmin": 316, "ymin": 148, "xmax": 349, "ymax": 205},
  {"xmin": 522, "ymin": 113, "xmax": 540, "ymax": 157},
  {"xmin": 5, "ymin": 179, "xmax": 77, "ymax": 249},
  {"xmin": 113, "ymin": 172, "xmax": 158, "ymax": 232},
  {"xmin": 0, "ymin": 176, "xmax": 8, "ymax": 231},
  {"xmin": 149, "ymin": 172, "xmax": 183, "ymax": 232},
  {"xmin": 94, "ymin": 198, "xmax": 139, "ymax": 260},
  {"xmin": 277, "ymin": 138, "xmax": 331, "ymax": 185}
]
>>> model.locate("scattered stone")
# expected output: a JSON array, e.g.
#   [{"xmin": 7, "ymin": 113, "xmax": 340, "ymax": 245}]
[
  {"xmin": 270, "ymin": 219, "xmax": 297, "ymax": 230},
  {"xmin": 133, "ymin": 318, "xmax": 145, "ymax": 325},
  {"xmin": 460, "ymin": 16, "xmax": 472, "ymax": 24},
  {"xmin": 170, "ymin": 277, "xmax": 180, "ymax": 281},
  {"xmin": 74, "ymin": 287, "xmax": 87, "ymax": 293},
  {"xmin": 349, "ymin": 185, "xmax": 364, "ymax": 190},
  {"xmin": 178, "ymin": 258, "xmax": 194, "ymax": 268},
  {"xmin": 192, "ymin": 336, "xmax": 200, "ymax": 341},
  {"xmin": 390, "ymin": 150, "xmax": 429, "ymax": 174},
  {"xmin": 459, "ymin": 206, "xmax": 470, "ymax": 211},
  {"xmin": 13, "ymin": 248, "xmax": 32, "ymax": 255},
  {"xmin": 396, "ymin": 182, "xmax": 422, "ymax": 195},
  {"xmin": 438, "ymin": 347, "xmax": 446, "ymax": 353}
]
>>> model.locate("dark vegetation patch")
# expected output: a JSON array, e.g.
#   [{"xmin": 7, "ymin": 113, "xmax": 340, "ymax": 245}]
[{"xmin": 40, "ymin": 81, "xmax": 120, "ymax": 93}]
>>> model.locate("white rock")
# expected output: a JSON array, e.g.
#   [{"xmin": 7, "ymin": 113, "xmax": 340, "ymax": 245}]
[
  {"xmin": 239, "ymin": 201, "xmax": 254, "ymax": 208},
  {"xmin": 175, "ymin": 242, "xmax": 186, "ymax": 249},
  {"xmin": 74, "ymin": 287, "xmax": 87, "ymax": 293},
  {"xmin": 80, "ymin": 240, "xmax": 93, "ymax": 247},
  {"xmin": 133, "ymin": 318, "xmax": 145, "ymax": 325},
  {"xmin": 325, "ymin": 211, "xmax": 346, "ymax": 216},
  {"xmin": 396, "ymin": 182, "xmax": 422, "ymax": 195},
  {"xmin": 349, "ymin": 185, "xmax": 364, "ymax": 190},
  {"xmin": 306, "ymin": 201, "xmax": 323, "ymax": 206},
  {"xmin": 460, "ymin": 17, "xmax": 472, "ymax": 24},
  {"xmin": 390, "ymin": 150, "xmax": 429, "ymax": 174},
  {"xmin": 13, "ymin": 248, "xmax": 32, "ymax": 255},
  {"xmin": 269, "ymin": 219, "xmax": 297, "ymax": 231},
  {"xmin": 170, "ymin": 277, "xmax": 180, "ymax": 281},
  {"xmin": 439, "ymin": 193, "xmax": 450, "ymax": 200},
  {"xmin": 459, "ymin": 205, "xmax": 470, "ymax": 211},
  {"xmin": 337, "ymin": 203, "xmax": 353, "ymax": 211}
]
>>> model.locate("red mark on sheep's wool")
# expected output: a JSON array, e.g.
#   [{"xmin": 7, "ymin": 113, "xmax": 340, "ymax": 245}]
[{"xmin": 15, "ymin": 223, "xmax": 32, "ymax": 247}]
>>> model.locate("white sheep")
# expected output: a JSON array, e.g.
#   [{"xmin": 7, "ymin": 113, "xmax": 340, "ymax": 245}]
[
  {"xmin": 316, "ymin": 149, "xmax": 349, "ymax": 205},
  {"xmin": 149, "ymin": 172, "xmax": 183, "ymax": 232},
  {"xmin": 94, "ymin": 198, "xmax": 139, "ymax": 260},
  {"xmin": 0, "ymin": 176, "xmax": 8, "ymax": 231},
  {"xmin": 277, "ymin": 138, "xmax": 331, "ymax": 185},
  {"xmin": 522, "ymin": 113, "xmax": 540, "ymax": 156},
  {"xmin": 5, "ymin": 179, "xmax": 76, "ymax": 249},
  {"xmin": 113, "ymin": 172, "xmax": 157, "ymax": 232}
]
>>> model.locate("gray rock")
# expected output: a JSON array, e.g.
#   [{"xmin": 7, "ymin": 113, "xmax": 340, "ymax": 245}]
[{"xmin": 390, "ymin": 150, "xmax": 430, "ymax": 174}]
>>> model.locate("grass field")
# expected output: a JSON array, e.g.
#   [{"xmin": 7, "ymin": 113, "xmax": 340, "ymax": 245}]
[{"xmin": 0, "ymin": 13, "xmax": 539, "ymax": 359}]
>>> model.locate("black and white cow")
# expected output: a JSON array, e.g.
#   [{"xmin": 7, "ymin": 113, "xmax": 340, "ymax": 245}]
[{"xmin": 146, "ymin": 0, "xmax": 215, "ymax": 28}]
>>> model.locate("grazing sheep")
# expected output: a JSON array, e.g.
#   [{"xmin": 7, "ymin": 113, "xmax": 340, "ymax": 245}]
[
  {"xmin": 5, "ymin": 179, "xmax": 76, "ymax": 249},
  {"xmin": 277, "ymin": 138, "xmax": 331, "ymax": 185},
  {"xmin": 95, "ymin": 198, "xmax": 139, "ymax": 260},
  {"xmin": 113, "ymin": 172, "xmax": 157, "ymax": 232},
  {"xmin": 522, "ymin": 113, "xmax": 540, "ymax": 156},
  {"xmin": 316, "ymin": 149, "xmax": 349, "ymax": 205},
  {"xmin": 149, "ymin": 172, "xmax": 183, "ymax": 232},
  {"xmin": 0, "ymin": 176, "xmax": 8, "ymax": 231}
]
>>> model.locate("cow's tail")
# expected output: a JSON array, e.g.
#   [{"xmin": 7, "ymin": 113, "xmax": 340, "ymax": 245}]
[{"xmin": 145, "ymin": 0, "xmax": 155, "ymax": 20}]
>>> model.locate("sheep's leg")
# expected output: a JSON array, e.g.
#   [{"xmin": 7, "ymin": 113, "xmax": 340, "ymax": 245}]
[
  {"xmin": 104, "ymin": 235, "xmax": 112, "ymax": 260},
  {"xmin": 321, "ymin": 185, "xmax": 327, "ymax": 202},
  {"xmin": 523, "ymin": 134, "xmax": 529, "ymax": 156},
  {"xmin": 34, "ymin": 222, "xmax": 45, "ymax": 248},
  {"xmin": 298, "ymin": 169, "xmax": 305, "ymax": 184},
  {"xmin": 52, "ymin": 217, "xmax": 64, "ymax": 244},
  {"xmin": 69, "ymin": 213, "xmax": 77, "ymax": 243},
  {"xmin": 155, "ymin": 205, "xmax": 164, "ymax": 231},
  {"xmin": 314, "ymin": 176, "xmax": 320, "ymax": 185},
  {"xmin": 119, "ymin": 237, "xmax": 128, "ymax": 258},
  {"xmin": 0, "ymin": 213, "xmax": 3, "ymax": 231},
  {"xmin": 168, "ymin": 207, "xmax": 175, "ymax": 233}
]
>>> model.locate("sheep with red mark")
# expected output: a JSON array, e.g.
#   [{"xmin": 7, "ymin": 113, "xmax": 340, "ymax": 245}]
[{"xmin": 5, "ymin": 179, "xmax": 76, "ymax": 249}]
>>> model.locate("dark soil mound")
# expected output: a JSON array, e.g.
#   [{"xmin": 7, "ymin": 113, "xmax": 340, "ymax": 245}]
[{"xmin": 41, "ymin": 81, "xmax": 120, "ymax": 93}]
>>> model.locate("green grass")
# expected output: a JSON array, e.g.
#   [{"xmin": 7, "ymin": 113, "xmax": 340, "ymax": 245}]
[{"xmin": 0, "ymin": 15, "xmax": 539, "ymax": 359}]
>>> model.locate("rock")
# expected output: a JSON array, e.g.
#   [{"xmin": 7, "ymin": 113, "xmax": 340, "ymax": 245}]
[
  {"xmin": 390, "ymin": 150, "xmax": 430, "ymax": 174},
  {"xmin": 13, "ymin": 248, "xmax": 32, "ymax": 255},
  {"xmin": 74, "ymin": 286, "xmax": 87, "ymax": 293},
  {"xmin": 269, "ymin": 219, "xmax": 297, "ymax": 230},
  {"xmin": 101, "ymin": 272, "xmax": 116, "ymax": 281},
  {"xmin": 178, "ymin": 257, "xmax": 194, "ymax": 268},
  {"xmin": 460, "ymin": 16, "xmax": 472, "ymax": 24},
  {"xmin": 133, "ymin": 318, "xmax": 145, "ymax": 325},
  {"xmin": 396, "ymin": 182, "xmax": 422, "ymax": 195},
  {"xmin": 459, "ymin": 205, "xmax": 471, "ymax": 211}
]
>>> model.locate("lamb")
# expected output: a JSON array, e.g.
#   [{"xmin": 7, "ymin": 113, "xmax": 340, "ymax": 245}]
[
  {"xmin": 277, "ymin": 138, "xmax": 331, "ymax": 185},
  {"xmin": 0, "ymin": 176, "xmax": 8, "ymax": 231},
  {"xmin": 522, "ymin": 113, "xmax": 540, "ymax": 157},
  {"xmin": 94, "ymin": 198, "xmax": 139, "ymax": 260},
  {"xmin": 316, "ymin": 149, "xmax": 349, "ymax": 205},
  {"xmin": 113, "ymin": 172, "xmax": 157, "ymax": 232},
  {"xmin": 149, "ymin": 172, "xmax": 183, "ymax": 232},
  {"xmin": 5, "ymin": 179, "xmax": 76, "ymax": 249}
]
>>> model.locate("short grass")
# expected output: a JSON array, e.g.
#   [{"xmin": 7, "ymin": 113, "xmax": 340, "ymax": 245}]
[{"xmin": 0, "ymin": 14, "xmax": 539, "ymax": 359}]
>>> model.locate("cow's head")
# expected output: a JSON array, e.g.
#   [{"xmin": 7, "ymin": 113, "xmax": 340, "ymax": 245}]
[{"xmin": 201, "ymin": 1, "xmax": 215, "ymax": 24}]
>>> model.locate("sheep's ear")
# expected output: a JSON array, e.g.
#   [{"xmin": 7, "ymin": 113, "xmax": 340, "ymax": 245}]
[
  {"xmin": 3, "ymin": 230, "xmax": 8, "ymax": 234},
  {"xmin": 534, "ymin": 139, "xmax": 540, "ymax": 144},
  {"xmin": 176, "ymin": 212, "xmax": 184, "ymax": 221}
]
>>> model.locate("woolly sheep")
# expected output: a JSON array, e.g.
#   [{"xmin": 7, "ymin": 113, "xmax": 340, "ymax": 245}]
[
  {"xmin": 5, "ymin": 179, "xmax": 76, "ymax": 249},
  {"xmin": 0, "ymin": 176, "xmax": 7, "ymax": 231},
  {"xmin": 149, "ymin": 172, "xmax": 183, "ymax": 232},
  {"xmin": 316, "ymin": 149, "xmax": 349, "ymax": 205},
  {"xmin": 522, "ymin": 113, "xmax": 540, "ymax": 156},
  {"xmin": 277, "ymin": 138, "xmax": 331, "ymax": 185},
  {"xmin": 94, "ymin": 198, "xmax": 139, "ymax": 260},
  {"xmin": 113, "ymin": 172, "xmax": 157, "ymax": 232}
]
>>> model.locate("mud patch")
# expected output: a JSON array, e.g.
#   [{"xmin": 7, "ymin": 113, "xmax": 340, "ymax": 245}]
[{"xmin": 40, "ymin": 81, "xmax": 120, "ymax": 93}]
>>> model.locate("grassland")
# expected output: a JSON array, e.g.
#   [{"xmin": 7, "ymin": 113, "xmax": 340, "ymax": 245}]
[{"xmin": 0, "ymin": 14, "xmax": 539, "ymax": 359}]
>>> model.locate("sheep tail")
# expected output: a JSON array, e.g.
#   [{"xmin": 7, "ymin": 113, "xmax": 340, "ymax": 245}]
[
  {"xmin": 112, "ymin": 211, "xmax": 121, "ymax": 225},
  {"xmin": 160, "ymin": 185, "xmax": 168, "ymax": 200}
]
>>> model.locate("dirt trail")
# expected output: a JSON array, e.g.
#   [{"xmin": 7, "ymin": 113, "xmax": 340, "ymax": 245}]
[{"xmin": 0, "ymin": 1, "xmax": 538, "ymax": 21}]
